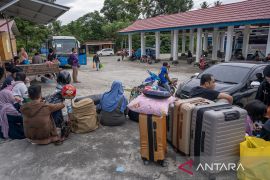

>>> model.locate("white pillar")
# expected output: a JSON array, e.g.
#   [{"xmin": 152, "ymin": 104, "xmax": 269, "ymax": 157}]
[
  {"xmin": 182, "ymin": 30, "xmax": 186, "ymax": 53},
  {"xmin": 189, "ymin": 29, "xmax": 194, "ymax": 55},
  {"xmin": 266, "ymin": 25, "xmax": 270, "ymax": 56},
  {"xmin": 212, "ymin": 27, "xmax": 218, "ymax": 60},
  {"xmin": 155, "ymin": 31, "xmax": 160, "ymax": 60},
  {"xmin": 196, "ymin": 28, "xmax": 203, "ymax": 63},
  {"xmin": 141, "ymin": 32, "xmax": 145, "ymax": 57},
  {"xmin": 220, "ymin": 32, "xmax": 225, "ymax": 53},
  {"xmin": 203, "ymin": 32, "xmax": 208, "ymax": 51},
  {"xmin": 128, "ymin": 34, "xmax": 132, "ymax": 57},
  {"xmin": 242, "ymin": 25, "xmax": 250, "ymax": 60},
  {"xmin": 173, "ymin": 30, "xmax": 179, "ymax": 61},
  {"xmin": 225, "ymin": 26, "xmax": 234, "ymax": 62},
  {"xmin": 216, "ymin": 32, "xmax": 221, "ymax": 51},
  {"xmin": 170, "ymin": 31, "xmax": 174, "ymax": 58}
]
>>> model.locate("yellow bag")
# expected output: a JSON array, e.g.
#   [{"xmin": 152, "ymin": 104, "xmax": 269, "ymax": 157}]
[{"xmin": 238, "ymin": 136, "xmax": 270, "ymax": 180}]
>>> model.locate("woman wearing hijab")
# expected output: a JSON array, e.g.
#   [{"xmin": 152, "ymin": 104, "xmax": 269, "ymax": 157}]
[
  {"xmin": 98, "ymin": 81, "xmax": 128, "ymax": 126},
  {"xmin": 0, "ymin": 89, "xmax": 25, "ymax": 139}
]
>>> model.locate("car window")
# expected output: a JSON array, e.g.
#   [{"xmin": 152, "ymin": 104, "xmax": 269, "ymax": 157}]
[
  {"xmin": 198, "ymin": 65, "xmax": 251, "ymax": 84},
  {"xmin": 249, "ymin": 66, "xmax": 265, "ymax": 82}
]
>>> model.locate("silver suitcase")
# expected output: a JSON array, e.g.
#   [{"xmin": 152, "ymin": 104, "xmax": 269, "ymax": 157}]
[{"xmin": 190, "ymin": 103, "xmax": 247, "ymax": 173}]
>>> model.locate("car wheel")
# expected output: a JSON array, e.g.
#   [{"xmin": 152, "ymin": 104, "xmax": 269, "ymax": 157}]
[{"xmin": 110, "ymin": 53, "xmax": 113, "ymax": 56}]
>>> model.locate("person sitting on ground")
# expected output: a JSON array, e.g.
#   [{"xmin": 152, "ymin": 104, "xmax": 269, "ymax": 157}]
[
  {"xmin": 21, "ymin": 85, "xmax": 65, "ymax": 145},
  {"xmin": 32, "ymin": 52, "xmax": 43, "ymax": 64},
  {"xmin": 190, "ymin": 74, "xmax": 233, "ymax": 104},
  {"xmin": 245, "ymin": 100, "xmax": 268, "ymax": 136},
  {"xmin": 0, "ymin": 89, "xmax": 25, "ymax": 139},
  {"xmin": 97, "ymin": 81, "xmax": 128, "ymax": 126},
  {"xmin": 158, "ymin": 62, "xmax": 172, "ymax": 92},
  {"xmin": 187, "ymin": 50, "xmax": 192, "ymax": 58},
  {"xmin": 1, "ymin": 67, "xmax": 22, "ymax": 90},
  {"xmin": 11, "ymin": 72, "xmax": 28, "ymax": 103},
  {"xmin": 256, "ymin": 65, "xmax": 270, "ymax": 106},
  {"xmin": 93, "ymin": 53, "xmax": 100, "ymax": 71}
]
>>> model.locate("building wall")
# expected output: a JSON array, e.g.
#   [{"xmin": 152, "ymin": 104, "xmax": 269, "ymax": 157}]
[{"xmin": 0, "ymin": 32, "xmax": 17, "ymax": 61}]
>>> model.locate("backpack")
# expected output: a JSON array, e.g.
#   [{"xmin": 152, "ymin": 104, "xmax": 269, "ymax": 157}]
[
  {"xmin": 70, "ymin": 98, "xmax": 98, "ymax": 133},
  {"xmin": 67, "ymin": 55, "xmax": 73, "ymax": 66}
]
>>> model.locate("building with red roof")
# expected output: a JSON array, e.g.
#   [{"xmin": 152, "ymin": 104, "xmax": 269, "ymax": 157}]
[{"xmin": 120, "ymin": 0, "xmax": 270, "ymax": 62}]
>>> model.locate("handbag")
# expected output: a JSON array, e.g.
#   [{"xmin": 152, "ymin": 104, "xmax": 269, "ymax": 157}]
[
  {"xmin": 237, "ymin": 136, "xmax": 270, "ymax": 180},
  {"xmin": 92, "ymin": 62, "xmax": 96, "ymax": 69}
]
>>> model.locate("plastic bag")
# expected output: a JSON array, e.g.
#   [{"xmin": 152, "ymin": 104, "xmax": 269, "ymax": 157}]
[{"xmin": 238, "ymin": 136, "xmax": 270, "ymax": 180}]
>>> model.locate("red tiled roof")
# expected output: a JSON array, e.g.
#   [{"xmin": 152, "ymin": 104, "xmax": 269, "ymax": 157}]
[{"xmin": 119, "ymin": 0, "xmax": 270, "ymax": 33}]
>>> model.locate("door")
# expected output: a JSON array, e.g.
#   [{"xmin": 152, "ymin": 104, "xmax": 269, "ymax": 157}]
[{"xmin": 79, "ymin": 45, "xmax": 87, "ymax": 65}]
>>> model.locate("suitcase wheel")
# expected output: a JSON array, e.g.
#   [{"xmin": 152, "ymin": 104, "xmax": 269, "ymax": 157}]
[
  {"xmin": 157, "ymin": 160, "xmax": 166, "ymax": 167},
  {"xmin": 142, "ymin": 157, "xmax": 149, "ymax": 165}
]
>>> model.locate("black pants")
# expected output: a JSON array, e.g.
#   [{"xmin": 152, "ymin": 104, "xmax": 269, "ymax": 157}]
[{"xmin": 0, "ymin": 115, "xmax": 25, "ymax": 139}]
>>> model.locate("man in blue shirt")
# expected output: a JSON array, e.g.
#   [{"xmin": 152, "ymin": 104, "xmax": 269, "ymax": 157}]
[{"xmin": 158, "ymin": 62, "xmax": 172, "ymax": 92}]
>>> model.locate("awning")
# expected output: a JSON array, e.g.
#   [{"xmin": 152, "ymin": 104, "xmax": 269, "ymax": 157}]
[{"xmin": 0, "ymin": 0, "xmax": 70, "ymax": 25}]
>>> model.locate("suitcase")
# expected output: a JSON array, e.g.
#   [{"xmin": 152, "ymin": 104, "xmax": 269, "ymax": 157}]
[
  {"xmin": 190, "ymin": 103, "xmax": 247, "ymax": 173},
  {"xmin": 168, "ymin": 98, "xmax": 213, "ymax": 155},
  {"xmin": 139, "ymin": 114, "xmax": 167, "ymax": 166}
]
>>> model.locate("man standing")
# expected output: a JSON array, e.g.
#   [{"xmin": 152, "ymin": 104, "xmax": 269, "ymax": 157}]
[
  {"xmin": 190, "ymin": 74, "xmax": 233, "ymax": 104},
  {"xmin": 69, "ymin": 48, "xmax": 80, "ymax": 83},
  {"xmin": 158, "ymin": 62, "xmax": 172, "ymax": 92},
  {"xmin": 93, "ymin": 53, "xmax": 100, "ymax": 71},
  {"xmin": 256, "ymin": 65, "xmax": 270, "ymax": 106}
]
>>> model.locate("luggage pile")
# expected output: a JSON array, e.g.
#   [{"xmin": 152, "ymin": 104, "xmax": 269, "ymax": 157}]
[
  {"xmin": 130, "ymin": 94, "xmax": 248, "ymax": 172},
  {"xmin": 128, "ymin": 86, "xmax": 175, "ymax": 166}
]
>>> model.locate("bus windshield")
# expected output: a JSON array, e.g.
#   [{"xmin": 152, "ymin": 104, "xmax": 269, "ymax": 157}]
[{"xmin": 53, "ymin": 39, "xmax": 77, "ymax": 54}]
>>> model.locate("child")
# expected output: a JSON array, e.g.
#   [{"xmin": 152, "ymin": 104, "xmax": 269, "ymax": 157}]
[
  {"xmin": 21, "ymin": 85, "xmax": 65, "ymax": 145},
  {"xmin": 245, "ymin": 100, "xmax": 268, "ymax": 136}
]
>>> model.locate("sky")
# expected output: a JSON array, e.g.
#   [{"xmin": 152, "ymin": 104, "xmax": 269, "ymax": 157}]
[{"xmin": 56, "ymin": 0, "xmax": 246, "ymax": 25}]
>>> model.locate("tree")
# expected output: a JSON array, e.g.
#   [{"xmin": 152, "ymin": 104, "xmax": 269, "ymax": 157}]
[
  {"xmin": 48, "ymin": 20, "xmax": 62, "ymax": 35},
  {"xmin": 200, "ymin": 1, "xmax": 210, "ymax": 9},
  {"xmin": 101, "ymin": 0, "xmax": 141, "ymax": 23},
  {"xmin": 214, "ymin": 1, "xmax": 222, "ymax": 7},
  {"xmin": 141, "ymin": 0, "xmax": 194, "ymax": 18}
]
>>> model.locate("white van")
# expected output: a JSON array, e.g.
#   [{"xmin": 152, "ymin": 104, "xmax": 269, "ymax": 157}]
[{"xmin": 97, "ymin": 48, "xmax": 114, "ymax": 56}]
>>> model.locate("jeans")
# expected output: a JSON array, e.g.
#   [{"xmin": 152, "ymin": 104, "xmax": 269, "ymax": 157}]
[
  {"xmin": 162, "ymin": 82, "xmax": 171, "ymax": 92},
  {"xmin": 96, "ymin": 62, "xmax": 100, "ymax": 71}
]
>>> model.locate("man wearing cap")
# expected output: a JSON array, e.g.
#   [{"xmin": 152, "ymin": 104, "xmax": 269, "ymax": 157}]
[{"xmin": 256, "ymin": 65, "xmax": 270, "ymax": 117}]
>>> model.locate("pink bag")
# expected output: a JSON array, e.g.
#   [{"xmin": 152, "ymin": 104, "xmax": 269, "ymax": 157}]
[{"xmin": 127, "ymin": 94, "xmax": 175, "ymax": 116}]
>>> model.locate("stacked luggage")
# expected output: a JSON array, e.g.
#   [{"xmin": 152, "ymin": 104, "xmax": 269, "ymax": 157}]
[
  {"xmin": 128, "ymin": 86, "xmax": 175, "ymax": 165},
  {"xmin": 167, "ymin": 98, "xmax": 214, "ymax": 155},
  {"xmin": 128, "ymin": 84, "xmax": 247, "ymax": 170}
]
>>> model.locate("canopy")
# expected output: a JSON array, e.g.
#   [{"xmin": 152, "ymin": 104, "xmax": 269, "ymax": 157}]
[{"xmin": 0, "ymin": 0, "xmax": 70, "ymax": 25}]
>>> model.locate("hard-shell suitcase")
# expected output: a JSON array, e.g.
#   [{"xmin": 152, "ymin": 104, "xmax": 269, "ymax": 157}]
[
  {"xmin": 168, "ymin": 98, "xmax": 213, "ymax": 155},
  {"xmin": 139, "ymin": 114, "xmax": 167, "ymax": 166},
  {"xmin": 190, "ymin": 103, "xmax": 247, "ymax": 173}
]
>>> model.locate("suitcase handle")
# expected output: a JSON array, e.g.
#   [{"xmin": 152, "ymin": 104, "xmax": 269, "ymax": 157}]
[
  {"xmin": 212, "ymin": 105, "xmax": 232, "ymax": 111},
  {"xmin": 193, "ymin": 101, "xmax": 211, "ymax": 106},
  {"xmin": 224, "ymin": 111, "xmax": 240, "ymax": 121}
]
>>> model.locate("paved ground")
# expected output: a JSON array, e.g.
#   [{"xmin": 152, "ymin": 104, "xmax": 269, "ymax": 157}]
[{"xmin": 0, "ymin": 56, "xmax": 237, "ymax": 180}]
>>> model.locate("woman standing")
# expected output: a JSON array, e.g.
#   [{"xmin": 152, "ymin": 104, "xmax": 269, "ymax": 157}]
[{"xmin": 69, "ymin": 48, "xmax": 80, "ymax": 83}]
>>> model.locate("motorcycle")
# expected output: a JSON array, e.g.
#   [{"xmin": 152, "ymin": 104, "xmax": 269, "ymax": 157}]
[{"xmin": 129, "ymin": 70, "xmax": 178, "ymax": 102}]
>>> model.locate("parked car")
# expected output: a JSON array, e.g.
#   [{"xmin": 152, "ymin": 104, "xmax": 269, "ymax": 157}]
[
  {"xmin": 176, "ymin": 62, "xmax": 269, "ymax": 107},
  {"xmin": 97, "ymin": 48, "xmax": 114, "ymax": 56}
]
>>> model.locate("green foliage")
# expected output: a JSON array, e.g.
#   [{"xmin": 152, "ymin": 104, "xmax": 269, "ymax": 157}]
[
  {"xmin": 141, "ymin": 0, "xmax": 193, "ymax": 18},
  {"xmin": 14, "ymin": 0, "xmax": 194, "ymax": 52}
]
